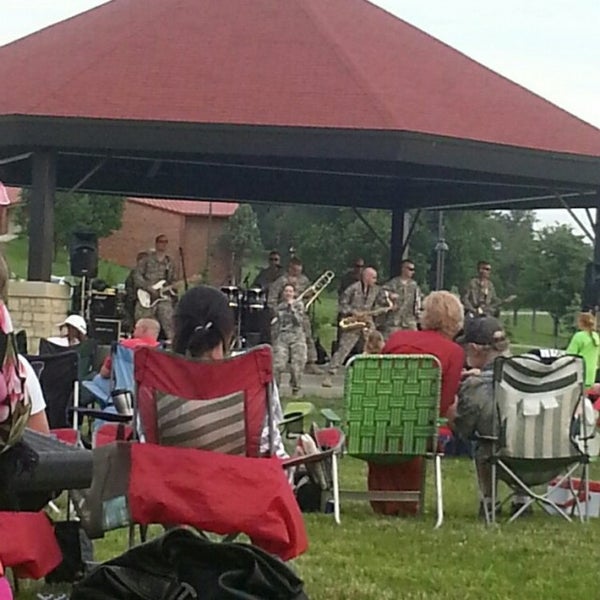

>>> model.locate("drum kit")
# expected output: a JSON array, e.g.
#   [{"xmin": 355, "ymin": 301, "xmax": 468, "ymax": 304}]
[{"xmin": 220, "ymin": 285, "xmax": 269, "ymax": 348}]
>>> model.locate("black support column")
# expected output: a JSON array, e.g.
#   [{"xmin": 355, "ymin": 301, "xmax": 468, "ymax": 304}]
[
  {"xmin": 27, "ymin": 151, "xmax": 56, "ymax": 281},
  {"xmin": 389, "ymin": 206, "xmax": 409, "ymax": 277},
  {"xmin": 594, "ymin": 193, "xmax": 600, "ymax": 267}
]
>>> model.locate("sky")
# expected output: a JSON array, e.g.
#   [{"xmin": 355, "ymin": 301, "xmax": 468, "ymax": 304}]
[{"xmin": 1, "ymin": 0, "xmax": 599, "ymax": 233}]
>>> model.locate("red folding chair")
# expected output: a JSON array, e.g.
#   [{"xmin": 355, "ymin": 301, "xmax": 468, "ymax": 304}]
[{"xmin": 130, "ymin": 345, "xmax": 308, "ymax": 561}]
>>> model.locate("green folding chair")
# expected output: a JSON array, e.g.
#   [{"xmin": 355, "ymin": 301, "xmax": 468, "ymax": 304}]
[
  {"xmin": 342, "ymin": 354, "xmax": 444, "ymax": 527},
  {"xmin": 281, "ymin": 401, "xmax": 316, "ymax": 438}
]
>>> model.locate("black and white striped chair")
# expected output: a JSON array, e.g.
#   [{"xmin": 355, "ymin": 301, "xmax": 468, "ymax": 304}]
[{"xmin": 487, "ymin": 352, "xmax": 593, "ymax": 523}]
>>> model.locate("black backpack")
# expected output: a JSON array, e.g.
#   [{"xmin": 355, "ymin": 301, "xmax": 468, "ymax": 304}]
[{"xmin": 72, "ymin": 528, "xmax": 309, "ymax": 600}]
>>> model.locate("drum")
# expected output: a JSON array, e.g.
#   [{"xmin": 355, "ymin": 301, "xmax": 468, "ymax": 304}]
[
  {"xmin": 221, "ymin": 286, "xmax": 242, "ymax": 308},
  {"xmin": 243, "ymin": 288, "xmax": 266, "ymax": 311}
]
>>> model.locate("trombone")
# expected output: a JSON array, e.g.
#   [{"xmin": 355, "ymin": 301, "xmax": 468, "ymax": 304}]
[{"xmin": 297, "ymin": 270, "xmax": 335, "ymax": 310}]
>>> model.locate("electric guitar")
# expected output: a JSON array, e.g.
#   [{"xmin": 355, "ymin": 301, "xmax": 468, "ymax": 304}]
[{"xmin": 137, "ymin": 280, "xmax": 178, "ymax": 309}]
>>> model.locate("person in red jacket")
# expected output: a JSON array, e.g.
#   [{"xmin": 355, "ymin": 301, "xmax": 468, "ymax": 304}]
[{"xmin": 368, "ymin": 290, "xmax": 465, "ymax": 515}]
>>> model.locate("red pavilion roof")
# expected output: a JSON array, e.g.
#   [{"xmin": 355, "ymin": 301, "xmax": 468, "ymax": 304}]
[{"xmin": 0, "ymin": 0, "xmax": 599, "ymax": 156}]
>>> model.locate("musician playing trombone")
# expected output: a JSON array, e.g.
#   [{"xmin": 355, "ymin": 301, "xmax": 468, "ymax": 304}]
[
  {"xmin": 272, "ymin": 283, "xmax": 308, "ymax": 396},
  {"xmin": 322, "ymin": 267, "xmax": 380, "ymax": 387},
  {"xmin": 133, "ymin": 234, "xmax": 177, "ymax": 339},
  {"xmin": 268, "ymin": 257, "xmax": 323, "ymax": 376}
]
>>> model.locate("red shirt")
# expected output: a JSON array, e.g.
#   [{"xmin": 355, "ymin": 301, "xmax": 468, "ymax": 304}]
[
  {"xmin": 102, "ymin": 337, "xmax": 160, "ymax": 373},
  {"xmin": 383, "ymin": 329, "xmax": 464, "ymax": 416}
]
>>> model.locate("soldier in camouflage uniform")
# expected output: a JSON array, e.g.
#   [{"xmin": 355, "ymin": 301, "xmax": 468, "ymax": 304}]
[
  {"xmin": 462, "ymin": 261, "xmax": 500, "ymax": 318},
  {"xmin": 123, "ymin": 251, "xmax": 148, "ymax": 333},
  {"xmin": 379, "ymin": 259, "xmax": 422, "ymax": 337},
  {"xmin": 252, "ymin": 250, "xmax": 283, "ymax": 293},
  {"xmin": 133, "ymin": 234, "xmax": 177, "ymax": 339},
  {"xmin": 322, "ymin": 267, "xmax": 379, "ymax": 387},
  {"xmin": 272, "ymin": 283, "xmax": 308, "ymax": 396},
  {"xmin": 269, "ymin": 257, "xmax": 322, "ymax": 375}
]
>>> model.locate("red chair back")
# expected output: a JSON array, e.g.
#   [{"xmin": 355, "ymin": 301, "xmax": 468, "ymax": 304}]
[{"xmin": 134, "ymin": 346, "xmax": 274, "ymax": 457}]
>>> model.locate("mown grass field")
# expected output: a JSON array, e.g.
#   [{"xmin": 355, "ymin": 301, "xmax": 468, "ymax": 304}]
[
  {"xmin": 2, "ymin": 236, "xmax": 129, "ymax": 286},
  {"xmin": 17, "ymin": 397, "xmax": 600, "ymax": 600}
]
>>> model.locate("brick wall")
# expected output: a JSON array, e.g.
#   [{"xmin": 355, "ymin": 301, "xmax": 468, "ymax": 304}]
[
  {"xmin": 182, "ymin": 216, "xmax": 231, "ymax": 285},
  {"xmin": 99, "ymin": 201, "xmax": 233, "ymax": 285},
  {"xmin": 99, "ymin": 203, "xmax": 184, "ymax": 270},
  {"xmin": 7, "ymin": 281, "xmax": 71, "ymax": 353}
]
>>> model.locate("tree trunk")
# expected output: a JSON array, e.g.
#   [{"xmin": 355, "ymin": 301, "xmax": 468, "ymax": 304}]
[
  {"xmin": 531, "ymin": 308, "xmax": 537, "ymax": 333},
  {"xmin": 553, "ymin": 316, "xmax": 560, "ymax": 346},
  {"xmin": 512, "ymin": 308, "xmax": 518, "ymax": 326}
]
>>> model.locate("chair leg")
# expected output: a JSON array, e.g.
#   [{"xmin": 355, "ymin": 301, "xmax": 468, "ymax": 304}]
[
  {"xmin": 332, "ymin": 453, "xmax": 341, "ymax": 525},
  {"xmin": 490, "ymin": 462, "xmax": 497, "ymax": 526},
  {"xmin": 433, "ymin": 454, "xmax": 443, "ymax": 529}
]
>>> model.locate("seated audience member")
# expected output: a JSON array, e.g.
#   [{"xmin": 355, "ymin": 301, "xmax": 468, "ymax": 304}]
[
  {"xmin": 364, "ymin": 329, "xmax": 385, "ymax": 355},
  {"xmin": 447, "ymin": 317, "xmax": 519, "ymax": 516},
  {"xmin": 368, "ymin": 291, "xmax": 465, "ymax": 516},
  {"xmin": 19, "ymin": 355, "xmax": 50, "ymax": 434},
  {"xmin": 47, "ymin": 314, "xmax": 88, "ymax": 347},
  {"xmin": 173, "ymin": 285, "xmax": 287, "ymax": 458},
  {"xmin": 0, "ymin": 253, "xmax": 49, "ymax": 434},
  {"xmin": 99, "ymin": 318, "xmax": 161, "ymax": 379}
]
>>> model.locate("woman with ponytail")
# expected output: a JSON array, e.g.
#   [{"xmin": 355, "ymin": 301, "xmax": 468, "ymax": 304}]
[
  {"xmin": 172, "ymin": 285, "xmax": 287, "ymax": 457},
  {"xmin": 566, "ymin": 312, "xmax": 600, "ymax": 388}
]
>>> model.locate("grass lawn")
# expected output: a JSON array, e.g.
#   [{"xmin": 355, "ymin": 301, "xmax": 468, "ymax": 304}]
[
  {"xmin": 16, "ymin": 392, "xmax": 600, "ymax": 599},
  {"xmin": 2, "ymin": 236, "xmax": 129, "ymax": 286}
]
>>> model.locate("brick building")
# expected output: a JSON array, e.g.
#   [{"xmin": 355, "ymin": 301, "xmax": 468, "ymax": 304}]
[{"xmin": 99, "ymin": 198, "xmax": 238, "ymax": 285}]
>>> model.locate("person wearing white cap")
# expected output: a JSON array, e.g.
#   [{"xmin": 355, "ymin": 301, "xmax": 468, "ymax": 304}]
[{"xmin": 48, "ymin": 314, "xmax": 88, "ymax": 347}]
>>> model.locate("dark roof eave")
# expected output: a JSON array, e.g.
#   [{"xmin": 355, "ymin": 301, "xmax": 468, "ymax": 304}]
[{"xmin": 1, "ymin": 114, "xmax": 600, "ymax": 188}]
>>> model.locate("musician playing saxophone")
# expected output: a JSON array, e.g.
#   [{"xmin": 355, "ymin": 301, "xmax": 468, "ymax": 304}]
[
  {"xmin": 322, "ymin": 267, "xmax": 380, "ymax": 387},
  {"xmin": 268, "ymin": 257, "xmax": 322, "ymax": 375},
  {"xmin": 273, "ymin": 283, "xmax": 308, "ymax": 396},
  {"xmin": 380, "ymin": 259, "xmax": 422, "ymax": 337},
  {"xmin": 133, "ymin": 234, "xmax": 177, "ymax": 339}
]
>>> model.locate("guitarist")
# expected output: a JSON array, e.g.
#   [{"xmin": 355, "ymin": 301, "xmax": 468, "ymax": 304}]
[
  {"xmin": 133, "ymin": 234, "xmax": 177, "ymax": 339},
  {"xmin": 463, "ymin": 260, "xmax": 503, "ymax": 318}
]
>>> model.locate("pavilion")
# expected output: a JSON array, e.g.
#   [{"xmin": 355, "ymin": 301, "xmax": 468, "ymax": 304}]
[{"xmin": 0, "ymin": 0, "xmax": 599, "ymax": 280}]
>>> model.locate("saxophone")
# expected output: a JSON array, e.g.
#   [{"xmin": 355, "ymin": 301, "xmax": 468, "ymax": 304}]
[{"xmin": 339, "ymin": 292, "xmax": 393, "ymax": 332}]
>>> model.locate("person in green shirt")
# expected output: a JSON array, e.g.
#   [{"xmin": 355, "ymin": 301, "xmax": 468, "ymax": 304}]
[{"xmin": 565, "ymin": 312, "xmax": 600, "ymax": 388}]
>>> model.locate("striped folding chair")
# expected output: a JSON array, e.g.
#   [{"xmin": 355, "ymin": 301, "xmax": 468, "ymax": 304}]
[
  {"xmin": 342, "ymin": 354, "xmax": 444, "ymax": 527},
  {"xmin": 487, "ymin": 353, "xmax": 592, "ymax": 523}
]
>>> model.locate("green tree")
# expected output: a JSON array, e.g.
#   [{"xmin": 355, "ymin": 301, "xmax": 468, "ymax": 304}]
[
  {"xmin": 15, "ymin": 190, "xmax": 125, "ymax": 254},
  {"xmin": 219, "ymin": 204, "xmax": 263, "ymax": 282},
  {"xmin": 521, "ymin": 225, "xmax": 590, "ymax": 338}
]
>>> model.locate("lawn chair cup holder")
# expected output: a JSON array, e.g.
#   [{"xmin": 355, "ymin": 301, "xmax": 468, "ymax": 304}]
[
  {"xmin": 111, "ymin": 389, "xmax": 133, "ymax": 417},
  {"xmin": 279, "ymin": 412, "xmax": 305, "ymax": 437}
]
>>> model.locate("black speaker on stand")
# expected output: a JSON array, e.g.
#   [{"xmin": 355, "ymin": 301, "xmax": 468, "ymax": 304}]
[{"xmin": 70, "ymin": 231, "xmax": 98, "ymax": 279}]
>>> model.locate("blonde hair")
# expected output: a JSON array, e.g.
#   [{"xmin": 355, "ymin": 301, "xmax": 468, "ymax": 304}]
[
  {"xmin": 420, "ymin": 291, "xmax": 464, "ymax": 339},
  {"xmin": 364, "ymin": 330, "xmax": 385, "ymax": 355},
  {"xmin": 577, "ymin": 312, "xmax": 598, "ymax": 347}
]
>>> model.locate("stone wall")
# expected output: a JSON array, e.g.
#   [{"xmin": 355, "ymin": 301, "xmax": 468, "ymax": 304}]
[{"xmin": 7, "ymin": 281, "xmax": 71, "ymax": 353}]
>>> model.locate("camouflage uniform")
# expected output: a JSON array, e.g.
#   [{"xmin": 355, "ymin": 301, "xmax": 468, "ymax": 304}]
[
  {"xmin": 328, "ymin": 281, "xmax": 380, "ymax": 374},
  {"xmin": 453, "ymin": 367, "xmax": 495, "ymax": 460},
  {"xmin": 268, "ymin": 273, "xmax": 318, "ymax": 365},
  {"xmin": 463, "ymin": 278, "xmax": 500, "ymax": 318},
  {"xmin": 133, "ymin": 251, "xmax": 177, "ymax": 338},
  {"xmin": 252, "ymin": 264, "xmax": 283, "ymax": 292},
  {"xmin": 379, "ymin": 277, "xmax": 421, "ymax": 337},
  {"xmin": 272, "ymin": 300, "xmax": 308, "ymax": 393}
]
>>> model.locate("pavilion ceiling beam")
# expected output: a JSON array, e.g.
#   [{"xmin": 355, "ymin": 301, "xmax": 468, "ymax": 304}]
[{"xmin": 555, "ymin": 191, "xmax": 594, "ymax": 243}]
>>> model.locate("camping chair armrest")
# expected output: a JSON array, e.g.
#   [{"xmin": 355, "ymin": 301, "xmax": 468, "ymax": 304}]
[
  {"xmin": 70, "ymin": 407, "xmax": 132, "ymax": 423},
  {"xmin": 320, "ymin": 408, "xmax": 341, "ymax": 426},
  {"xmin": 282, "ymin": 449, "xmax": 334, "ymax": 470}
]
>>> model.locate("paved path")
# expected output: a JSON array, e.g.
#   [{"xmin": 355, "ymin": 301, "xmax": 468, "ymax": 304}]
[{"xmin": 278, "ymin": 371, "xmax": 345, "ymax": 400}]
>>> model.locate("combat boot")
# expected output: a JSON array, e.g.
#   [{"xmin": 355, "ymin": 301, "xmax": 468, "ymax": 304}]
[
  {"xmin": 321, "ymin": 376, "xmax": 333, "ymax": 388},
  {"xmin": 305, "ymin": 363, "xmax": 323, "ymax": 375}
]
